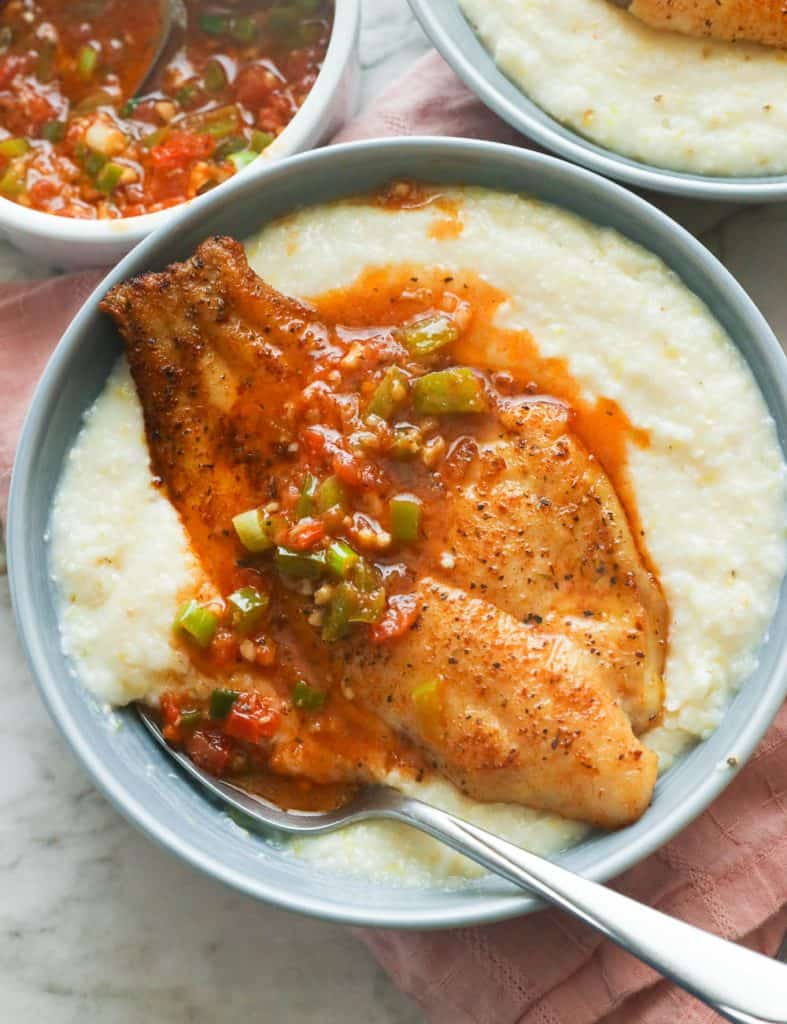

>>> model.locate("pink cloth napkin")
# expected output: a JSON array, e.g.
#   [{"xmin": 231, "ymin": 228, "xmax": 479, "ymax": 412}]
[{"xmin": 1, "ymin": 49, "xmax": 785, "ymax": 1024}]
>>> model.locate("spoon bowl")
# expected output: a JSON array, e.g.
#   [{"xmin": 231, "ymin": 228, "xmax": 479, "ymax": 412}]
[{"xmin": 131, "ymin": 0, "xmax": 187, "ymax": 97}]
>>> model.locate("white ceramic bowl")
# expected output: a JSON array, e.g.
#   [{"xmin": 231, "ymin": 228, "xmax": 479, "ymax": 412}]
[{"xmin": 0, "ymin": 0, "xmax": 361, "ymax": 269}]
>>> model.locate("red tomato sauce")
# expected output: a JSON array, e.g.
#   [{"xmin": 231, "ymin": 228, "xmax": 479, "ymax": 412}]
[{"xmin": 0, "ymin": 0, "xmax": 332, "ymax": 218}]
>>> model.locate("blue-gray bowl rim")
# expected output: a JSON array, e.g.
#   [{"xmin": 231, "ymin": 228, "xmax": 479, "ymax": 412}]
[
  {"xmin": 8, "ymin": 136, "xmax": 787, "ymax": 929},
  {"xmin": 407, "ymin": 0, "xmax": 787, "ymax": 203}
]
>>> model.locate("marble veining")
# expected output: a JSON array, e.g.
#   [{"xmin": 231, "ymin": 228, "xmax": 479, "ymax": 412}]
[{"xmin": 0, "ymin": 1, "xmax": 785, "ymax": 1020}]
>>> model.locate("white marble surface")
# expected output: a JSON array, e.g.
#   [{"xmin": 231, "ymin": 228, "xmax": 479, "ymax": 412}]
[{"xmin": 0, "ymin": 1, "xmax": 785, "ymax": 1021}]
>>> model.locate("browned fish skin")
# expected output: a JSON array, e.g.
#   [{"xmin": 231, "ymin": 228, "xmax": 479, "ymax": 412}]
[
  {"xmin": 336, "ymin": 578, "xmax": 658, "ymax": 829},
  {"xmin": 430, "ymin": 398, "xmax": 667, "ymax": 734},
  {"xmin": 627, "ymin": 0, "xmax": 787, "ymax": 48},
  {"xmin": 101, "ymin": 236, "xmax": 324, "ymax": 591}
]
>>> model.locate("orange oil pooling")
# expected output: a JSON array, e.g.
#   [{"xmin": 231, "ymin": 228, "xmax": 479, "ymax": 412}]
[
  {"xmin": 428, "ymin": 207, "xmax": 464, "ymax": 241},
  {"xmin": 311, "ymin": 264, "xmax": 654, "ymax": 570}
]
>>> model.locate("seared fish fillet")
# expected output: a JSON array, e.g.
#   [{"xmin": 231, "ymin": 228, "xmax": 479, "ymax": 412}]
[
  {"xmin": 622, "ymin": 0, "xmax": 787, "ymax": 48},
  {"xmin": 430, "ymin": 399, "xmax": 667, "ymax": 734},
  {"xmin": 336, "ymin": 579, "xmax": 657, "ymax": 829},
  {"xmin": 102, "ymin": 238, "xmax": 660, "ymax": 827}
]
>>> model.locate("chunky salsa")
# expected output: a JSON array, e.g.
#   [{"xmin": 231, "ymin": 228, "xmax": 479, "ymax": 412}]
[{"xmin": 0, "ymin": 0, "xmax": 332, "ymax": 218}]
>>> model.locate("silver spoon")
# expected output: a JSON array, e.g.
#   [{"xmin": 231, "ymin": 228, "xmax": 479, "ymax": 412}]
[
  {"xmin": 130, "ymin": 0, "xmax": 187, "ymax": 97},
  {"xmin": 138, "ymin": 706, "xmax": 787, "ymax": 1024}
]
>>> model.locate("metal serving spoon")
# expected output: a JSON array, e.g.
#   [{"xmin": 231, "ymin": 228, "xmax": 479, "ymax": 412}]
[
  {"xmin": 129, "ymin": 0, "xmax": 187, "ymax": 97},
  {"xmin": 138, "ymin": 707, "xmax": 787, "ymax": 1023}
]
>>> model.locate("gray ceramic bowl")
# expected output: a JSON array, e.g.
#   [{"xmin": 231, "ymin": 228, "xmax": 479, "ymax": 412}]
[
  {"xmin": 8, "ymin": 138, "xmax": 787, "ymax": 928},
  {"xmin": 408, "ymin": 0, "xmax": 787, "ymax": 203}
]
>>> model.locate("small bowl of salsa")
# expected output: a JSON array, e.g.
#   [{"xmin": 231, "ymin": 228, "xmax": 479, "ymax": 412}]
[{"xmin": 0, "ymin": 0, "xmax": 359, "ymax": 266}]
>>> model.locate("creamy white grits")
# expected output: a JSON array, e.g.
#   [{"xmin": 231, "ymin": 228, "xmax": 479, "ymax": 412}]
[
  {"xmin": 52, "ymin": 188, "xmax": 787, "ymax": 883},
  {"xmin": 459, "ymin": 0, "xmax": 787, "ymax": 177}
]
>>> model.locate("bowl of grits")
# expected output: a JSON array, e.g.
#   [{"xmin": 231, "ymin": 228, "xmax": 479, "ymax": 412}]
[
  {"xmin": 0, "ymin": 0, "xmax": 360, "ymax": 267},
  {"xmin": 408, "ymin": 0, "xmax": 787, "ymax": 201},
  {"xmin": 8, "ymin": 138, "xmax": 787, "ymax": 927}
]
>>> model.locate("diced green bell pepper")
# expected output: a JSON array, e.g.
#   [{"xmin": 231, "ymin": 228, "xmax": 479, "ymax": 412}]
[
  {"xmin": 291, "ymin": 679, "xmax": 325, "ymax": 711},
  {"xmin": 227, "ymin": 586, "xmax": 269, "ymax": 634},
  {"xmin": 0, "ymin": 168, "xmax": 25, "ymax": 196},
  {"xmin": 296, "ymin": 473, "xmax": 319, "ymax": 519},
  {"xmin": 367, "ymin": 366, "xmax": 409, "ymax": 420},
  {"xmin": 412, "ymin": 367, "xmax": 488, "ymax": 415},
  {"xmin": 321, "ymin": 568, "xmax": 386, "ymax": 643},
  {"xmin": 175, "ymin": 81, "xmax": 202, "ymax": 109},
  {"xmin": 251, "ymin": 130, "xmax": 274, "ymax": 152},
  {"xmin": 185, "ymin": 104, "xmax": 241, "ymax": 139},
  {"xmin": 41, "ymin": 121, "xmax": 66, "ymax": 143},
  {"xmin": 77, "ymin": 44, "xmax": 98, "ymax": 78},
  {"xmin": 0, "ymin": 137, "xmax": 29, "ymax": 158},
  {"xmin": 174, "ymin": 599, "xmax": 219, "ymax": 647},
  {"xmin": 228, "ymin": 149, "xmax": 257, "ymax": 172},
  {"xmin": 119, "ymin": 98, "xmax": 138, "ymax": 118},
  {"xmin": 321, "ymin": 585, "xmax": 352, "ymax": 642},
  {"xmin": 203, "ymin": 59, "xmax": 227, "ymax": 93},
  {"xmin": 210, "ymin": 687, "xmax": 240, "ymax": 719},
  {"xmin": 142, "ymin": 126, "xmax": 170, "ymax": 149},
  {"xmin": 275, "ymin": 547, "xmax": 327, "ymax": 580},
  {"xmin": 95, "ymin": 161, "xmax": 123, "ymax": 193},
  {"xmin": 83, "ymin": 149, "xmax": 106, "ymax": 177},
  {"xmin": 230, "ymin": 15, "xmax": 257, "ymax": 42},
  {"xmin": 199, "ymin": 13, "xmax": 229, "ymax": 35},
  {"xmin": 213, "ymin": 134, "xmax": 247, "ymax": 161},
  {"xmin": 233, "ymin": 507, "xmax": 274, "ymax": 553},
  {"xmin": 326, "ymin": 539, "xmax": 359, "ymax": 578},
  {"xmin": 314, "ymin": 475, "xmax": 347, "ymax": 514},
  {"xmin": 399, "ymin": 314, "xmax": 459, "ymax": 357},
  {"xmin": 267, "ymin": 7, "xmax": 299, "ymax": 37},
  {"xmin": 390, "ymin": 494, "xmax": 422, "ymax": 543}
]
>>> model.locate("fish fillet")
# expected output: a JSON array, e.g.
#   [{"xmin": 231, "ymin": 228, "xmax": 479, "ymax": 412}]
[
  {"xmin": 625, "ymin": 0, "xmax": 787, "ymax": 47},
  {"xmin": 102, "ymin": 238, "xmax": 661, "ymax": 827},
  {"xmin": 429, "ymin": 398, "xmax": 667, "ymax": 734}
]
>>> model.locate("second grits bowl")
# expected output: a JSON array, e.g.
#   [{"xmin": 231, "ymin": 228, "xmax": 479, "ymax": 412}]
[
  {"xmin": 8, "ymin": 138, "xmax": 787, "ymax": 928},
  {"xmin": 408, "ymin": 0, "xmax": 787, "ymax": 203}
]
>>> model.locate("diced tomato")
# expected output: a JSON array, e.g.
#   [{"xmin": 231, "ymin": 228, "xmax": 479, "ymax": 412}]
[
  {"xmin": 234, "ymin": 65, "xmax": 275, "ymax": 108},
  {"xmin": 331, "ymin": 446, "xmax": 383, "ymax": 490},
  {"xmin": 301, "ymin": 426, "xmax": 327, "ymax": 456},
  {"xmin": 286, "ymin": 517, "xmax": 325, "ymax": 551},
  {"xmin": 160, "ymin": 692, "xmax": 181, "ymax": 726},
  {"xmin": 150, "ymin": 131, "xmax": 215, "ymax": 171},
  {"xmin": 0, "ymin": 55, "xmax": 27, "ymax": 91},
  {"xmin": 207, "ymin": 628, "xmax": 239, "ymax": 669},
  {"xmin": 185, "ymin": 727, "xmax": 233, "ymax": 776},
  {"xmin": 29, "ymin": 178, "xmax": 58, "ymax": 204},
  {"xmin": 369, "ymin": 593, "xmax": 420, "ymax": 643},
  {"xmin": 148, "ymin": 131, "xmax": 214, "ymax": 200},
  {"xmin": 160, "ymin": 692, "xmax": 183, "ymax": 742},
  {"xmin": 224, "ymin": 693, "xmax": 281, "ymax": 745}
]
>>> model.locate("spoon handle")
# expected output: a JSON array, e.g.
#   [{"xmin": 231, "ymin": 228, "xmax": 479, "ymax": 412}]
[{"xmin": 391, "ymin": 794, "xmax": 787, "ymax": 1024}]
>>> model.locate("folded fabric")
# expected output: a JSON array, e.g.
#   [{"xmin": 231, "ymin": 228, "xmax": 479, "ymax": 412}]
[
  {"xmin": 0, "ymin": 47, "xmax": 783, "ymax": 1024},
  {"xmin": 0, "ymin": 271, "xmax": 102, "ymax": 513}
]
